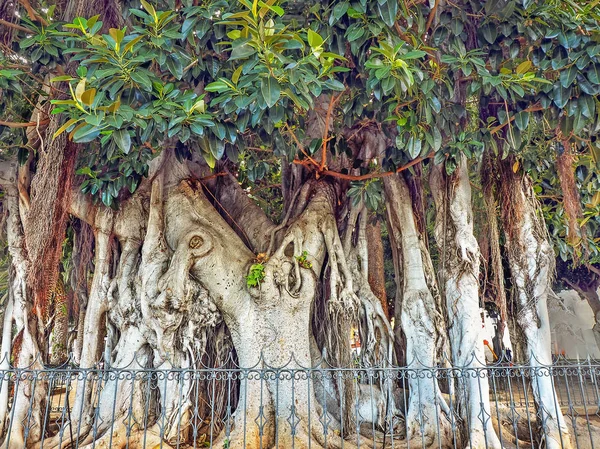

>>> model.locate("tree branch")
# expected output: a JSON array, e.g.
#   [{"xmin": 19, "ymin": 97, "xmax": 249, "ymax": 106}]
[
  {"xmin": 320, "ymin": 93, "xmax": 343, "ymax": 171},
  {"xmin": 425, "ymin": 0, "xmax": 440, "ymax": 35},
  {"xmin": 295, "ymin": 151, "xmax": 435, "ymax": 182},
  {"xmin": 489, "ymin": 104, "xmax": 543, "ymax": 135},
  {"xmin": 0, "ymin": 119, "xmax": 50, "ymax": 128},
  {"xmin": 207, "ymin": 172, "xmax": 277, "ymax": 254},
  {"xmin": 18, "ymin": 0, "xmax": 49, "ymax": 26},
  {"xmin": 0, "ymin": 19, "xmax": 31, "ymax": 34},
  {"xmin": 587, "ymin": 265, "xmax": 600, "ymax": 277}
]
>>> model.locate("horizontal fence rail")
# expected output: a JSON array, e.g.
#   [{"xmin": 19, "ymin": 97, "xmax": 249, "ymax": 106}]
[{"xmin": 0, "ymin": 357, "xmax": 598, "ymax": 448}]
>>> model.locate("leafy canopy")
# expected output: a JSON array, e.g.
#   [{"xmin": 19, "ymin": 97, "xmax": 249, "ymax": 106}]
[{"xmin": 0, "ymin": 0, "xmax": 599, "ymax": 265}]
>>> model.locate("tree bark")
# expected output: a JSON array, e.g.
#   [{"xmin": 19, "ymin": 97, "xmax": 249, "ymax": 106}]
[
  {"xmin": 49, "ymin": 277, "xmax": 69, "ymax": 365},
  {"xmin": 499, "ymin": 164, "xmax": 572, "ymax": 449},
  {"xmin": 0, "ymin": 292, "xmax": 13, "ymax": 437},
  {"xmin": 430, "ymin": 157, "xmax": 501, "ymax": 449},
  {"xmin": 366, "ymin": 221, "xmax": 389, "ymax": 318},
  {"xmin": 384, "ymin": 173, "xmax": 451, "ymax": 446},
  {"xmin": 3, "ymin": 188, "xmax": 47, "ymax": 449}
]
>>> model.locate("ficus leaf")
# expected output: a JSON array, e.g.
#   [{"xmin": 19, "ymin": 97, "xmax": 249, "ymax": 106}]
[
  {"xmin": 113, "ymin": 129, "xmax": 131, "ymax": 154},
  {"xmin": 261, "ymin": 76, "xmax": 280, "ymax": 108}
]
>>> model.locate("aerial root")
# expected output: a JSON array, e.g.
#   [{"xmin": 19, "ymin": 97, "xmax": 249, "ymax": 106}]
[{"xmin": 76, "ymin": 422, "xmax": 172, "ymax": 449}]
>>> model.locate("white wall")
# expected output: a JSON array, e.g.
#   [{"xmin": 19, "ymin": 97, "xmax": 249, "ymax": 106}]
[{"xmin": 549, "ymin": 289, "xmax": 600, "ymax": 359}]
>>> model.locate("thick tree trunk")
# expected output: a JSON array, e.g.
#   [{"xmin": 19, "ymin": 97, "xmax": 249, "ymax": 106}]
[
  {"xmin": 2, "ymin": 138, "xmax": 395, "ymax": 449},
  {"xmin": 70, "ymin": 208, "xmax": 114, "ymax": 431},
  {"xmin": 51, "ymin": 152, "xmax": 388, "ymax": 449},
  {"xmin": 178, "ymin": 180, "xmax": 355, "ymax": 449},
  {"xmin": 499, "ymin": 165, "xmax": 572, "ymax": 449},
  {"xmin": 3, "ymin": 189, "xmax": 47, "ymax": 449},
  {"xmin": 384, "ymin": 173, "xmax": 451, "ymax": 446},
  {"xmin": 430, "ymin": 157, "xmax": 501, "ymax": 449}
]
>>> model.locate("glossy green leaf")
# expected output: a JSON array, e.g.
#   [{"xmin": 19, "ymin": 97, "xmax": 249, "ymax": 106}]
[
  {"xmin": 72, "ymin": 124, "xmax": 101, "ymax": 143},
  {"xmin": 377, "ymin": 0, "xmax": 397, "ymax": 27},
  {"xmin": 560, "ymin": 66, "xmax": 578, "ymax": 88},
  {"xmin": 514, "ymin": 111, "xmax": 530, "ymax": 131},
  {"xmin": 588, "ymin": 64, "xmax": 600, "ymax": 85},
  {"xmin": 307, "ymin": 30, "xmax": 324, "ymax": 49},
  {"xmin": 113, "ymin": 129, "xmax": 131, "ymax": 154},
  {"xmin": 261, "ymin": 76, "xmax": 280, "ymax": 108}
]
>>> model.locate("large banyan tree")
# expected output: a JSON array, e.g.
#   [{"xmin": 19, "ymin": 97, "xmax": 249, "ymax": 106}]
[{"xmin": 0, "ymin": 0, "xmax": 599, "ymax": 447}]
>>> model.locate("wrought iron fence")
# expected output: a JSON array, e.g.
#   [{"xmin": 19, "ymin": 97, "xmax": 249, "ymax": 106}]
[{"xmin": 0, "ymin": 355, "xmax": 598, "ymax": 448}]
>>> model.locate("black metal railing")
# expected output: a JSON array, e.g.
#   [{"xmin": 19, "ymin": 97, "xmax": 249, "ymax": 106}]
[{"xmin": 0, "ymin": 355, "xmax": 598, "ymax": 448}]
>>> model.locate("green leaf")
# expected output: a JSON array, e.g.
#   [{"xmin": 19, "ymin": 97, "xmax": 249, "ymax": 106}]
[
  {"xmin": 330, "ymin": 2, "xmax": 349, "ymax": 25},
  {"xmin": 113, "ymin": 129, "xmax": 131, "ymax": 154},
  {"xmin": 205, "ymin": 80, "xmax": 229, "ymax": 92},
  {"xmin": 323, "ymin": 79, "xmax": 345, "ymax": 91},
  {"xmin": 284, "ymin": 88, "xmax": 309, "ymax": 110},
  {"xmin": 579, "ymin": 95, "xmax": 596, "ymax": 119},
  {"xmin": 101, "ymin": 190, "xmax": 113, "ymax": 207},
  {"xmin": 130, "ymin": 70, "xmax": 153, "ymax": 92},
  {"xmin": 75, "ymin": 78, "xmax": 86, "ymax": 102},
  {"xmin": 76, "ymin": 166, "xmax": 93, "ymax": 177},
  {"xmin": 514, "ymin": 111, "xmax": 530, "ymax": 131},
  {"xmin": 229, "ymin": 43, "xmax": 256, "ymax": 60},
  {"xmin": 516, "ymin": 60, "xmax": 532, "ymax": 75},
  {"xmin": 232, "ymin": 65, "xmax": 243, "ymax": 85},
  {"xmin": 377, "ymin": 0, "xmax": 397, "ymax": 27},
  {"xmin": 50, "ymin": 75, "xmax": 75, "ymax": 83},
  {"xmin": 449, "ymin": 19, "xmax": 464, "ymax": 36},
  {"xmin": 307, "ymin": 29, "xmax": 324, "ymax": 49},
  {"xmin": 560, "ymin": 66, "xmax": 577, "ymax": 88},
  {"xmin": 166, "ymin": 54, "xmax": 183, "ymax": 80},
  {"xmin": 81, "ymin": 88, "xmax": 96, "ymax": 106},
  {"xmin": 140, "ymin": 0, "xmax": 157, "ymax": 19},
  {"xmin": 258, "ymin": 1, "xmax": 283, "ymax": 16},
  {"xmin": 53, "ymin": 118, "xmax": 80, "ymax": 139},
  {"xmin": 261, "ymin": 76, "xmax": 280, "ymax": 108},
  {"xmin": 212, "ymin": 122, "xmax": 226, "ymax": 140},
  {"xmin": 72, "ymin": 124, "xmax": 101, "ymax": 143},
  {"xmin": 433, "ymin": 127, "xmax": 442, "ymax": 151},
  {"xmin": 407, "ymin": 136, "xmax": 421, "ymax": 159},
  {"xmin": 402, "ymin": 50, "xmax": 427, "ymax": 60},
  {"xmin": 481, "ymin": 24, "xmax": 497, "ymax": 44},
  {"xmin": 209, "ymin": 138, "xmax": 225, "ymax": 160},
  {"xmin": 20, "ymin": 36, "xmax": 37, "ymax": 49},
  {"xmin": 346, "ymin": 25, "xmax": 364, "ymax": 42},
  {"xmin": 552, "ymin": 84, "xmax": 571, "ymax": 109},
  {"xmin": 588, "ymin": 64, "xmax": 600, "ymax": 85}
]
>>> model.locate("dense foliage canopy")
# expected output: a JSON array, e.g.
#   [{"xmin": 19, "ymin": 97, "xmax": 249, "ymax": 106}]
[{"xmin": 1, "ymin": 0, "xmax": 599, "ymax": 266}]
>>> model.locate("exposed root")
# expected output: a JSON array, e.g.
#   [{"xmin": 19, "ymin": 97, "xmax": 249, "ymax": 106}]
[
  {"xmin": 77, "ymin": 423, "xmax": 172, "ymax": 449},
  {"xmin": 321, "ymin": 218, "xmax": 359, "ymax": 315},
  {"xmin": 266, "ymin": 182, "xmax": 311, "ymax": 257}
]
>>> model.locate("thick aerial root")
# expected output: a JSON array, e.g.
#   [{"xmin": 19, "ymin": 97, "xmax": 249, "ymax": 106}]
[
  {"xmin": 404, "ymin": 402, "xmax": 452, "ymax": 449},
  {"xmin": 212, "ymin": 418, "xmax": 272, "ymax": 449},
  {"xmin": 214, "ymin": 414, "xmax": 378, "ymax": 449},
  {"xmin": 76, "ymin": 422, "xmax": 172, "ymax": 449}
]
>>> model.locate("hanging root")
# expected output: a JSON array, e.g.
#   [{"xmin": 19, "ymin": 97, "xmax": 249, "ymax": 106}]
[
  {"xmin": 266, "ymin": 182, "xmax": 312, "ymax": 257},
  {"xmin": 556, "ymin": 140, "xmax": 584, "ymax": 247},
  {"xmin": 322, "ymin": 218, "xmax": 359, "ymax": 316}
]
